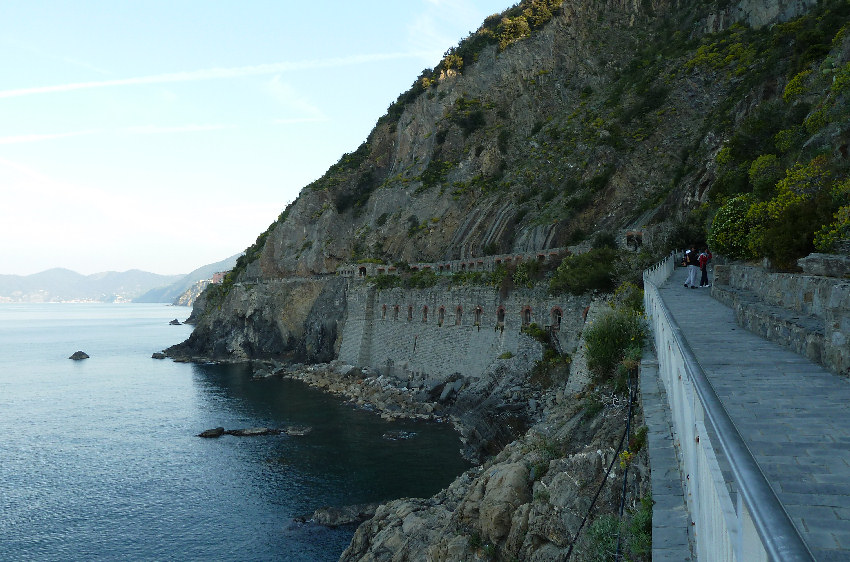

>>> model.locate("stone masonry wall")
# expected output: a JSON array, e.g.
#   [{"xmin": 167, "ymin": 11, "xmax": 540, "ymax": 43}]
[
  {"xmin": 339, "ymin": 281, "xmax": 589, "ymax": 380},
  {"xmin": 713, "ymin": 263, "xmax": 850, "ymax": 376}
]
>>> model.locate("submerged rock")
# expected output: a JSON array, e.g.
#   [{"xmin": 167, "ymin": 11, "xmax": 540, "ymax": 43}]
[
  {"xmin": 69, "ymin": 351, "xmax": 89, "ymax": 360},
  {"xmin": 284, "ymin": 425, "xmax": 313, "ymax": 436},
  {"xmin": 382, "ymin": 430, "xmax": 417, "ymax": 441}
]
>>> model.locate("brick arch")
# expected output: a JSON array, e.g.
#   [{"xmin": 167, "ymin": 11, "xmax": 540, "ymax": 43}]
[
  {"xmin": 521, "ymin": 305, "xmax": 532, "ymax": 326},
  {"xmin": 496, "ymin": 305, "xmax": 506, "ymax": 325},
  {"xmin": 455, "ymin": 305, "xmax": 463, "ymax": 325},
  {"xmin": 422, "ymin": 305, "xmax": 429, "ymax": 322},
  {"xmin": 438, "ymin": 306, "xmax": 445, "ymax": 325},
  {"xmin": 550, "ymin": 306, "xmax": 563, "ymax": 330}
]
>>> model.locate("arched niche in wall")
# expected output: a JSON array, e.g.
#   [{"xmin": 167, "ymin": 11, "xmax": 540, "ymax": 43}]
[
  {"xmin": 521, "ymin": 306, "xmax": 532, "ymax": 326},
  {"xmin": 551, "ymin": 307, "xmax": 563, "ymax": 330}
]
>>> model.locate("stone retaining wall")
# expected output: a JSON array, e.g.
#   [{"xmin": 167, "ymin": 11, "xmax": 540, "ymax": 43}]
[
  {"xmin": 712, "ymin": 262, "xmax": 850, "ymax": 376},
  {"xmin": 339, "ymin": 282, "xmax": 588, "ymax": 380}
]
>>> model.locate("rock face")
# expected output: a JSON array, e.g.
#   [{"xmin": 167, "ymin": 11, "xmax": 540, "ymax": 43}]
[
  {"xmin": 168, "ymin": 276, "xmax": 346, "ymax": 363},
  {"xmin": 69, "ymin": 351, "xmax": 89, "ymax": 360},
  {"xmin": 339, "ymin": 389, "xmax": 648, "ymax": 562}
]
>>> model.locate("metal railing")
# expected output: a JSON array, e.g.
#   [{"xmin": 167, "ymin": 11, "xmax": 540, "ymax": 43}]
[{"xmin": 643, "ymin": 252, "xmax": 814, "ymax": 562}]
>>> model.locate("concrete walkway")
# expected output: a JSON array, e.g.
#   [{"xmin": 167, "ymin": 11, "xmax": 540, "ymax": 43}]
[
  {"xmin": 640, "ymin": 348, "xmax": 693, "ymax": 561},
  {"xmin": 658, "ymin": 270, "xmax": 850, "ymax": 562}
]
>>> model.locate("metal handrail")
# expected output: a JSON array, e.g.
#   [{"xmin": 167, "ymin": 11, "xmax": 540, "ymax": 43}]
[{"xmin": 644, "ymin": 253, "xmax": 814, "ymax": 561}]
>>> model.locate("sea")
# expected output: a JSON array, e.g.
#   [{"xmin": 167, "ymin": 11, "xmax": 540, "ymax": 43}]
[{"xmin": 0, "ymin": 303, "xmax": 469, "ymax": 561}]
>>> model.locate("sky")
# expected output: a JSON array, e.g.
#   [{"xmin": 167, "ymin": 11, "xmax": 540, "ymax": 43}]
[{"xmin": 0, "ymin": 0, "xmax": 512, "ymax": 276}]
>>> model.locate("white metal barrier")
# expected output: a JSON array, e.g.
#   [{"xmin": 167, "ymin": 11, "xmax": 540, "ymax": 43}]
[{"xmin": 644, "ymin": 252, "xmax": 814, "ymax": 562}]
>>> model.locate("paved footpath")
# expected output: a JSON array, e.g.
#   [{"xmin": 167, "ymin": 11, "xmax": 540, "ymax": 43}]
[
  {"xmin": 659, "ymin": 272, "xmax": 850, "ymax": 561},
  {"xmin": 640, "ymin": 347, "xmax": 694, "ymax": 561}
]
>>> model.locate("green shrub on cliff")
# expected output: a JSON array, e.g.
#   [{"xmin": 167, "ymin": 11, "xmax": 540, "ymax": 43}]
[
  {"xmin": 707, "ymin": 194, "xmax": 757, "ymax": 260},
  {"xmin": 584, "ymin": 306, "xmax": 645, "ymax": 386},
  {"xmin": 549, "ymin": 248, "xmax": 617, "ymax": 295}
]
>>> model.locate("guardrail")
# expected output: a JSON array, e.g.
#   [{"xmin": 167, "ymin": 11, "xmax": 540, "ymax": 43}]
[{"xmin": 643, "ymin": 252, "xmax": 814, "ymax": 562}]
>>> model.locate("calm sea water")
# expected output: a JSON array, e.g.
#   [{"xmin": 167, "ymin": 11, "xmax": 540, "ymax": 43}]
[{"xmin": 0, "ymin": 304, "xmax": 468, "ymax": 561}]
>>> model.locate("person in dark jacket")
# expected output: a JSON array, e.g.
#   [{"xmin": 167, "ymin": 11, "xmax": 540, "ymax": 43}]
[{"xmin": 699, "ymin": 248, "xmax": 712, "ymax": 287}]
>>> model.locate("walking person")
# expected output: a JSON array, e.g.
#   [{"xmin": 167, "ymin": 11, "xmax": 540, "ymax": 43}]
[
  {"xmin": 684, "ymin": 246, "xmax": 699, "ymax": 289},
  {"xmin": 699, "ymin": 248, "xmax": 712, "ymax": 287}
]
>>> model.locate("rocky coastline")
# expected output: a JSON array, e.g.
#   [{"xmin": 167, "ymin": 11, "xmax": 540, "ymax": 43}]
[{"xmin": 164, "ymin": 300, "xmax": 650, "ymax": 561}]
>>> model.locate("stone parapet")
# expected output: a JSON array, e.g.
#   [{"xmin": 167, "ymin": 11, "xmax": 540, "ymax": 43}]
[
  {"xmin": 712, "ymin": 262, "xmax": 849, "ymax": 376},
  {"xmin": 336, "ymin": 248, "xmax": 569, "ymax": 278},
  {"xmin": 797, "ymin": 253, "xmax": 850, "ymax": 278}
]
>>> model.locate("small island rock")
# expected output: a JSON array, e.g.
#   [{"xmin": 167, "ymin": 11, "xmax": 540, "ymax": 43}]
[
  {"xmin": 198, "ymin": 427, "xmax": 225, "ymax": 438},
  {"xmin": 169, "ymin": 319, "xmax": 181, "ymax": 325},
  {"xmin": 152, "ymin": 352, "xmax": 166, "ymax": 359},
  {"xmin": 69, "ymin": 351, "xmax": 90, "ymax": 360},
  {"xmin": 284, "ymin": 425, "xmax": 313, "ymax": 436},
  {"xmin": 226, "ymin": 427, "xmax": 282, "ymax": 437}
]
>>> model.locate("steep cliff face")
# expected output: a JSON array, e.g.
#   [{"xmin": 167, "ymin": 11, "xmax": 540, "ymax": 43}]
[
  {"xmin": 171, "ymin": 277, "xmax": 346, "ymax": 362},
  {"xmin": 173, "ymin": 0, "xmax": 840, "ymax": 361}
]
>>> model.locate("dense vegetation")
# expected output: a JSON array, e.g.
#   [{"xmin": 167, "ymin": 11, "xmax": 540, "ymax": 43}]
[{"xmin": 701, "ymin": 6, "xmax": 850, "ymax": 268}]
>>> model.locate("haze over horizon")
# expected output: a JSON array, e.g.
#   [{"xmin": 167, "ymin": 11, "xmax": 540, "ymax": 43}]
[{"xmin": 0, "ymin": 0, "xmax": 509, "ymax": 276}]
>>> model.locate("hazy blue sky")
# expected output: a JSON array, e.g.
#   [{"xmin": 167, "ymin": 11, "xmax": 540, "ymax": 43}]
[{"xmin": 1, "ymin": 0, "xmax": 510, "ymax": 275}]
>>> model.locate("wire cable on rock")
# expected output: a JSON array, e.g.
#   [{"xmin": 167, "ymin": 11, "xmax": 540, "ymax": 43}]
[{"xmin": 564, "ymin": 365, "xmax": 637, "ymax": 561}]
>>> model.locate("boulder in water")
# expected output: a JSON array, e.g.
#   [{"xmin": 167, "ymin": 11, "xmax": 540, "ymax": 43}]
[
  {"xmin": 169, "ymin": 319, "xmax": 181, "ymax": 325},
  {"xmin": 151, "ymin": 352, "xmax": 166, "ymax": 359},
  {"xmin": 198, "ymin": 427, "xmax": 225, "ymax": 438},
  {"xmin": 226, "ymin": 427, "xmax": 282, "ymax": 436},
  {"xmin": 69, "ymin": 351, "xmax": 89, "ymax": 361},
  {"xmin": 284, "ymin": 425, "xmax": 313, "ymax": 436}
]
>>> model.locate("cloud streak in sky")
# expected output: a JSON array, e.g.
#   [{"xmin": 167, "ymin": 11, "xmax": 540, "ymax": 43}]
[
  {"xmin": 0, "ymin": 131, "xmax": 99, "ymax": 144},
  {"xmin": 0, "ymin": 52, "xmax": 432, "ymax": 99},
  {"xmin": 126, "ymin": 124, "xmax": 231, "ymax": 134}
]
